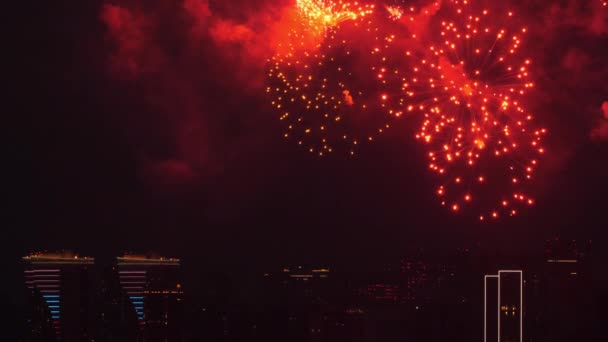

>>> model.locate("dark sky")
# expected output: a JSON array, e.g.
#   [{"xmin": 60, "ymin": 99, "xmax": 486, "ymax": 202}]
[{"xmin": 5, "ymin": 0, "xmax": 608, "ymax": 334}]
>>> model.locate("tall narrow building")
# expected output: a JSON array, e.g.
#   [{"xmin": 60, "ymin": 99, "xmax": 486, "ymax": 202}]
[
  {"xmin": 484, "ymin": 275, "xmax": 499, "ymax": 342},
  {"xmin": 23, "ymin": 252, "xmax": 96, "ymax": 342},
  {"xmin": 498, "ymin": 270, "xmax": 523, "ymax": 342},
  {"xmin": 117, "ymin": 254, "xmax": 184, "ymax": 342},
  {"xmin": 483, "ymin": 270, "xmax": 523, "ymax": 342}
]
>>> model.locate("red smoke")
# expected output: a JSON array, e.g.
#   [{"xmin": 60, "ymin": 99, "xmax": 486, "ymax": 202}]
[
  {"xmin": 183, "ymin": 0, "xmax": 211, "ymax": 37},
  {"xmin": 542, "ymin": 0, "xmax": 608, "ymax": 36},
  {"xmin": 142, "ymin": 159, "xmax": 199, "ymax": 192},
  {"xmin": 101, "ymin": 4, "xmax": 148, "ymax": 78},
  {"xmin": 397, "ymin": 0, "xmax": 442, "ymax": 39},
  {"xmin": 592, "ymin": 101, "xmax": 608, "ymax": 140},
  {"xmin": 100, "ymin": 0, "xmax": 302, "ymax": 192},
  {"xmin": 99, "ymin": 0, "xmax": 608, "ymax": 193}
]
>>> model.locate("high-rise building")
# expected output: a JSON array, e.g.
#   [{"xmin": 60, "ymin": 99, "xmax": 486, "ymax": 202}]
[
  {"xmin": 535, "ymin": 237, "xmax": 594, "ymax": 340},
  {"xmin": 116, "ymin": 254, "xmax": 184, "ymax": 342},
  {"xmin": 261, "ymin": 266, "xmax": 333, "ymax": 342},
  {"xmin": 23, "ymin": 252, "xmax": 96, "ymax": 342},
  {"xmin": 498, "ymin": 271, "xmax": 523, "ymax": 342},
  {"xmin": 483, "ymin": 270, "xmax": 523, "ymax": 342},
  {"xmin": 96, "ymin": 264, "xmax": 139, "ymax": 341},
  {"xmin": 544, "ymin": 237, "xmax": 592, "ymax": 278},
  {"xmin": 484, "ymin": 275, "xmax": 499, "ymax": 342}
]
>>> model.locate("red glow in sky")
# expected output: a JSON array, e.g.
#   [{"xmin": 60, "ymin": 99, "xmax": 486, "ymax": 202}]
[{"xmin": 98, "ymin": 0, "xmax": 608, "ymax": 221}]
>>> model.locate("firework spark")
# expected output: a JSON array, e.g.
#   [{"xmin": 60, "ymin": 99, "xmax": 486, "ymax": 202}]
[
  {"xmin": 297, "ymin": 0, "xmax": 374, "ymax": 31},
  {"xmin": 385, "ymin": 5, "xmax": 404, "ymax": 20},
  {"xmin": 267, "ymin": 0, "xmax": 547, "ymax": 220},
  {"xmin": 267, "ymin": 1, "xmax": 408, "ymax": 156},
  {"xmin": 380, "ymin": 0, "xmax": 546, "ymax": 219}
]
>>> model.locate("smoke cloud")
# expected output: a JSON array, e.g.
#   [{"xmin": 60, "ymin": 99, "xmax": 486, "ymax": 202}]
[
  {"xmin": 591, "ymin": 101, "xmax": 608, "ymax": 141},
  {"xmin": 100, "ymin": 0, "xmax": 300, "ymax": 192},
  {"xmin": 100, "ymin": 0, "xmax": 608, "ymax": 192}
]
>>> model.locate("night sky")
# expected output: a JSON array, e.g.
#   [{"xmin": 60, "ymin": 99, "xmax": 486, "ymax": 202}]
[{"xmin": 5, "ymin": 0, "xmax": 608, "ymax": 337}]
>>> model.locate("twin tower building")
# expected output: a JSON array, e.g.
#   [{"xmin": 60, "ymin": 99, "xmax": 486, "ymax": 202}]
[
  {"xmin": 484, "ymin": 270, "xmax": 524, "ymax": 342},
  {"xmin": 23, "ymin": 252, "xmax": 183, "ymax": 342}
]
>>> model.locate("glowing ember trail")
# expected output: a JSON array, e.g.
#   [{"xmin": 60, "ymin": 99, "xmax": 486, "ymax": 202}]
[{"xmin": 384, "ymin": 0, "xmax": 546, "ymax": 220}]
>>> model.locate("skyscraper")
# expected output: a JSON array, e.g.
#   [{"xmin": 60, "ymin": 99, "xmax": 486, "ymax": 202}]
[
  {"xmin": 23, "ymin": 252, "xmax": 96, "ymax": 342},
  {"xmin": 484, "ymin": 275, "xmax": 499, "ymax": 342},
  {"xmin": 537, "ymin": 237, "xmax": 594, "ymax": 340},
  {"xmin": 483, "ymin": 270, "xmax": 523, "ymax": 342},
  {"xmin": 544, "ymin": 237, "xmax": 592, "ymax": 280},
  {"xmin": 498, "ymin": 270, "xmax": 523, "ymax": 342},
  {"xmin": 117, "ymin": 254, "xmax": 184, "ymax": 342}
]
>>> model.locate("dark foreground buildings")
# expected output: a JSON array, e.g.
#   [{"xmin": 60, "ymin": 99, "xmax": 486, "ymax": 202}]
[
  {"xmin": 483, "ymin": 270, "xmax": 523, "ymax": 342},
  {"xmin": 117, "ymin": 255, "xmax": 184, "ymax": 342},
  {"xmin": 21, "ymin": 239, "xmax": 600, "ymax": 342},
  {"xmin": 23, "ymin": 253, "xmax": 183, "ymax": 342}
]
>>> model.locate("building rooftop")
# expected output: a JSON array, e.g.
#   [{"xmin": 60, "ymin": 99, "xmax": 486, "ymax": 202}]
[
  {"xmin": 117, "ymin": 254, "xmax": 180, "ymax": 266},
  {"xmin": 23, "ymin": 251, "xmax": 94, "ymax": 265}
]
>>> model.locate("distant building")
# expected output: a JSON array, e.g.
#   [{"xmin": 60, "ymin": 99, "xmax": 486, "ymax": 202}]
[
  {"xmin": 484, "ymin": 275, "xmax": 499, "ymax": 342},
  {"xmin": 362, "ymin": 283, "xmax": 400, "ymax": 304},
  {"xmin": 96, "ymin": 264, "xmax": 139, "ymax": 341},
  {"xmin": 498, "ymin": 271, "xmax": 523, "ymax": 342},
  {"xmin": 484, "ymin": 270, "xmax": 523, "ymax": 342},
  {"xmin": 533, "ymin": 237, "xmax": 594, "ymax": 340},
  {"xmin": 261, "ymin": 266, "xmax": 333, "ymax": 342},
  {"xmin": 117, "ymin": 254, "xmax": 184, "ymax": 342},
  {"xmin": 23, "ymin": 252, "xmax": 96, "ymax": 342},
  {"xmin": 544, "ymin": 237, "xmax": 592, "ymax": 278},
  {"xmin": 263, "ymin": 266, "xmax": 331, "ymax": 303}
]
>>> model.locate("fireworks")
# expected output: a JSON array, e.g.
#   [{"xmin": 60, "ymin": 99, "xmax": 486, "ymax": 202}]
[
  {"xmin": 297, "ymin": 0, "xmax": 374, "ymax": 30},
  {"xmin": 389, "ymin": 0, "xmax": 546, "ymax": 219},
  {"xmin": 267, "ymin": 0, "xmax": 547, "ymax": 219},
  {"xmin": 267, "ymin": 1, "xmax": 405, "ymax": 156},
  {"xmin": 385, "ymin": 5, "xmax": 404, "ymax": 20}
]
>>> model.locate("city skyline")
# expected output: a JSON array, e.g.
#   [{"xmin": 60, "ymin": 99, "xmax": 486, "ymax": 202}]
[
  {"xmin": 6, "ymin": 0, "xmax": 607, "ymax": 340},
  {"xmin": 16, "ymin": 238, "xmax": 599, "ymax": 341}
]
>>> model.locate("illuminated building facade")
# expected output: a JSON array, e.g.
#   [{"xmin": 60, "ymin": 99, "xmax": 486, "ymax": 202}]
[
  {"xmin": 362, "ymin": 283, "xmax": 400, "ymax": 304},
  {"xmin": 261, "ymin": 266, "xmax": 333, "ymax": 341},
  {"xmin": 271, "ymin": 266, "xmax": 331, "ymax": 282},
  {"xmin": 400, "ymin": 259, "xmax": 427, "ymax": 302},
  {"xmin": 263, "ymin": 266, "xmax": 331, "ymax": 301},
  {"xmin": 355, "ymin": 259, "xmax": 444, "ymax": 307},
  {"xmin": 117, "ymin": 255, "xmax": 184, "ymax": 342},
  {"xmin": 484, "ymin": 270, "xmax": 523, "ymax": 342},
  {"xmin": 398, "ymin": 258, "xmax": 441, "ymax": 305},
  {"xmin": 23, "ymin": 252, "xmax": 96, "ymax": 341}
]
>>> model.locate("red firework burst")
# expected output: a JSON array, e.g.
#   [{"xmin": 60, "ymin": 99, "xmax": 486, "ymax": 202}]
[
  {"xmin": 267, "ymin": 1, "xmax": 406, "ymax": 156},
  {"xmin": 383, "ymin": 0, "xmax": 547, "ymax": 219},
  {"xmin": 267, "ymin": 1, "xmax": 548, "ymax": 220}
]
